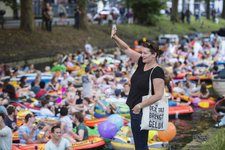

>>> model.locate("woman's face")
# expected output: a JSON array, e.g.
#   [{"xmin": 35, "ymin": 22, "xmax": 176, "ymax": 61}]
[
  {"xmin": 141, "ymin": 47, "xmax": 156, "ymax": 63},
  {"xmin": 24, "ymin": 78, "xmax": 27, "ymax": 83},
  {"xmin": 30, "ymin": 64, "xmax": 34, "ymax": 69}
]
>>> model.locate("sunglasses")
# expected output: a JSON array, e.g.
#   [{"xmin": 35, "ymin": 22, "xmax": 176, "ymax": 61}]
[{"xmin": 144, "ymin": 42, "xmax": 157, "ymax": 52}]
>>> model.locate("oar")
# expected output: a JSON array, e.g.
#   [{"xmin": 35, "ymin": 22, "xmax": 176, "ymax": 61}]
[{"xmin": 198, "ymin": 102, "xmax": 209, "ymax": 108}]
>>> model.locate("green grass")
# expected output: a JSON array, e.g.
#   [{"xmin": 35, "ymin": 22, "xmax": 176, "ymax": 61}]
[
  {"xmin": 1, "ymin": 16, "xmax": 225, "ymax": 63},
  {"xmin": 199, "ymin": 128, "xmax": 225, "ymax": 150}
]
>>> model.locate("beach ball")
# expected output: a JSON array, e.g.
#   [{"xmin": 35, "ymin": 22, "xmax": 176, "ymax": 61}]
[
  {"xmin": 107, "ymin": 114, "xmax": 124, "ymax": 130},
  {"xmin": 158, "ymin": 122, "xmax": 176, "ymax": 142},
  {"xmin": 98, "ymin": 121, "xmax": 117, "ymax": 139},
  {"xmin": 193, "ymin": 97, "xmax": 201, "ymax": 104}
]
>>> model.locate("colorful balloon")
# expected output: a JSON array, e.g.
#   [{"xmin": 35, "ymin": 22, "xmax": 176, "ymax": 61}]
[
  {"xmin": 107, "ymin": 114, "xmax": 124, "ymax": 130},
  {"xmin": 192, "ymin": 97, "xmax": 201, "ymax": 104},
  {"xmin": 158, "ymin": 122, "xmax": 176, "ymax": 142},
  {"xmin": 98, "ymin": 121, "xmax": 117, "ymax": 139}
]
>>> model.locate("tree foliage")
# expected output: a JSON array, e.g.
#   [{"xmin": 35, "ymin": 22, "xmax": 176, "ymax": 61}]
[
  {"xmin": 3, "ymin": 0, "xmax": 20, "ymax": 10},
  {"xmin": 130, "ymin": 0, "xmax": 166, "ymax": 25}
]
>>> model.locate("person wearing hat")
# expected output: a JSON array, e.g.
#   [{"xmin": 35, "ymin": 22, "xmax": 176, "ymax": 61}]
[
  {"xmin": 0, "ymin": 112, "xmax": 12, "ymax": 150},
  {"xmin": 90, "ymin": 97, "xmax": 117, "ymax": 119},
  {"xmin": 82, "ymin": 66, "xmax": 96, "ymax": 98},
  {"xmin": 44, "ymin": 66, "xmax": 51, "ymax": 74},
  {"xmin": 19, "ymin": 114, "xmax": 50, "ymax": 144},
  {"xmin": 105, "ymin": 89, "xmax": 126, "ymax": 103}
]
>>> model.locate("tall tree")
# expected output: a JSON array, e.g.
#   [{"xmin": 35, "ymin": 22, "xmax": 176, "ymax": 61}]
[
  {"xmin": 206, "ymin": 0, "xmax": 210, "ymax": 19},
  {"xmin": 78, "ymin": 0, "xmax": 89, "ymax": 30},
  {"xmin": 20, "ymin": 0, "xmax": 35, "ymax": 32},
  {"xmin": 171, "ymin": 0, "xmax": 179, "ymax": 22},
  {"xmin": 130, "ymin": 0, "xmax": 166, "ymax": 25},
  {"xmin": 222, "ymin": 0, "xmax": 225, "ymax": 19}
]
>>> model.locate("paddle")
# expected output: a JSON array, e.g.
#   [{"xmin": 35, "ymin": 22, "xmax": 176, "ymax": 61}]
[{"xmin": 198, "ymin": 102, "xmax": 209, "ymax": 108}]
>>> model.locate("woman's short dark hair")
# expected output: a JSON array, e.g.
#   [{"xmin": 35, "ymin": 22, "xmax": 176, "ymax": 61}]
[
  {"xmin": 142, "ymin": 41, "xmax": 164, "ymax": 59},
  {"xmin": 72, "ymin": 112, "xmax": 84, "ymax": 123}
]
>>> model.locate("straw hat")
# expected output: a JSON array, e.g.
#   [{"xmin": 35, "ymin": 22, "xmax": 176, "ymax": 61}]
[
  {"xmin": 45, "ymin": 66, "xmax": 50, "ymax": 71},
  {"xmin": 109, "ymin": 103, "xmax": 117, "ymax": 114}
]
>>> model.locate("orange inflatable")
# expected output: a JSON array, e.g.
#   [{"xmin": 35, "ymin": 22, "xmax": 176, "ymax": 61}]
[
  {"xmin": 172, "ymin": 93, "xmax": 216, "ymax": 105},
  {"xmin": 84, "ymin": 117, "xmax": 128, "ymax": 127},
  {"xmin": 19, "ymin": 136, "xmax": 105, "ymax": 150},
  {"xmin": 158, "ymin": 122, "xmax": 176, "ymax": 142}
]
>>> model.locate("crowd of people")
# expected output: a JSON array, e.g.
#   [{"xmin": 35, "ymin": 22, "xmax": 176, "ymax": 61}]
[{"xmin": 1, "ymin": 24, "xmax": 225, "ymax": 149}]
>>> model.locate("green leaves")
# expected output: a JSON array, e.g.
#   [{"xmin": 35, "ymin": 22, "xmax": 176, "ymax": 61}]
[
  {"xmin": 130, "ymin": 0, "xmax": 166, "ymax": 25},
  {"xmin": 3, "ymin": 0, "xmax": 20, "ymax": 10}
]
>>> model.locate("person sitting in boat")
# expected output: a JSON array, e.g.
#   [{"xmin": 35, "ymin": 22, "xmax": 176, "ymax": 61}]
[
  {"xmin": 68, "ymin": 97, "xmax": 91, "ymax": 113},
  {"xmin": 19, "ymin": 114, "xmax": 50, "ymax": 144},
  {"xmin": 184, "ymin": 73, "xmax": 198, "ymax": 87},
  {"xmin": 45, "ymin": 75, "xmax": 59, "ymax": 93},
  {"xmin": 189, "ymin": 83, "xmax": 209, "ymax": 99},
  {"xmin": 121, "ymin": 82, "xmax": 131, "ymax": 98},
  {"xmin": 90, "ymin": 97, "xmax": 117, "ymax": 118},
  {"xmin": 19, "ymin": 76, "xmax": 31, "ymax": 90},
  {"xmin": 4, "ymin": 106, "xmax": 18, "ymax": 132},
  {"xmin": 173, "ymin": 81, "xmax": 186, "ymax": 95},
  {"xmin": 27, "ymin": 64, "xmax": 37, "ymax": 73},
  {"xmin": 62, "ymin": 112, "xmax": 88, "ymax": 142},
  {"xmin": 40, "ymin": 100, "xmax": 55, "ymax": 117},
  {"xmin": 36, "ymin": 81, "xmax": 47, "ymax": 99},
  {"xmin": 44, "ymin": 125, "xmax": 73, "ymax": 150},
  {"xmin": 31, "ymin": 79, "xmax": 40, "ymax": 94},
  {"xmin": 40, "ymin": 106, "xmax": 73, "ymax": 136},
  {"xmin": 119, "ymin": 71, "xmax": 128, "ymax": 83},
  {"xmin": 0, "ymin": 112, "xmax": 12, "ymax": 150},
  {"xmin": 0, "ymin": 89, "xmax": 10, "ymax": 106},
  {"xmin": 105, "ymin": 89, "xmax": 127, "ymax": 103}
]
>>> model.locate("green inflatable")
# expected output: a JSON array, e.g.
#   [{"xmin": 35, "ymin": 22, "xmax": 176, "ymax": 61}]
[{"xmin": 51, "ymin": 65, "xmax": 66, "ymax": 72}]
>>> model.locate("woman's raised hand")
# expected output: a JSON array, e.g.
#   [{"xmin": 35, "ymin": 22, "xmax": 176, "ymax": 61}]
[{"xmin": 111, "ymin": 27, "xmax": 116, "ymax": 38}]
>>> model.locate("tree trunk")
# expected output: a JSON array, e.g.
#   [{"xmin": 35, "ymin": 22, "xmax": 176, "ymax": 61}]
[
  {"xmin": 79, "ymin": 7, "xmax": 89, "ymax": 30},
  {"xmin": 222, "ymin": 0, "xmax": 225, "ymax": 19},
  {"xmin": 206, "ymin": 0, "xmax": 210, "ymax": 20},
  {"xmin": 171, "ymin": 0, "xmax": 179, "ymax": 22},
  {"xmin": 20, "ymin": 0, "xmax": 35, "ymax": 32},
  {"xmin": 13, "ymin": 0, "xmax": 18, "ymax": 19}
]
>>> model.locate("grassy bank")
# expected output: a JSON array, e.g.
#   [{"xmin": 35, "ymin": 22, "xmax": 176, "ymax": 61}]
[
  {"xmin": 198, "ymin": 128, "xmax": 225, "ymax": 150},
  {"xmin": 1, "ymin": 16, "xmax": 225, "ymax": 63},
  {"xmin": 181, "ymin": 127, "xmax": 225, "ymax": 150}
]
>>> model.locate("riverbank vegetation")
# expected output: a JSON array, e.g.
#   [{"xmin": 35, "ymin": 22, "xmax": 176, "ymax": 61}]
[
  {"xmin": 1, "ymin": 16, "xmax": 225, "ymax": 63},
  {"xmin": 199, "ymin": 128, "xmax": 225, "ymax": 150}
]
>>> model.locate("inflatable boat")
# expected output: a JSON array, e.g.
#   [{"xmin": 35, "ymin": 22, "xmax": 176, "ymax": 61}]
[
  {"xmin": 172, "ymin": 93, "xmax": 216, "ymax": 105},
  {"xmin": 111, "ymin": 134, "xmax": 169, "ymax": 150},
  {"xmin": 18, "ymin": 136, "xmax": 105, "ymax": 150},
  {"xmin": 169, "ymin": 105, "xmax": 193, "ymax": 117}
]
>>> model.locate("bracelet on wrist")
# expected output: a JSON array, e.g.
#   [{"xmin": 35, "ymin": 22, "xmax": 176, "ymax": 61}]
[{"xmin": 138, "ymin": 104, "xmax": 142, "ymax": 109}]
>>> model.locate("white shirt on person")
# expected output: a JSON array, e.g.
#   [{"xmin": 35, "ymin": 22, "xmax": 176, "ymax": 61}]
[{"xmin": 40, "ymin": 108, "xmax": 54, "ymax": 117}]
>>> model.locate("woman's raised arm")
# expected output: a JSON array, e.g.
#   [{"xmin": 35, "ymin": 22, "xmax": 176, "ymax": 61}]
[{"xmin": 111, "ymin": 27, "xmax": 141, "ymax": 63}]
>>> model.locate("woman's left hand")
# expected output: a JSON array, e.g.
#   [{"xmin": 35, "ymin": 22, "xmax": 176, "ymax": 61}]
[{"xmin": 132, "ymin": 104, "xmax": 141, "ymax": 114}]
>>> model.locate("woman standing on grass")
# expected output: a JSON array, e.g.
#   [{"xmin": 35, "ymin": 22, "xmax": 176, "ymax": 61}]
[{"xmin": 111, "ymin": 27, "xmax": 165, "ymax": 150}]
